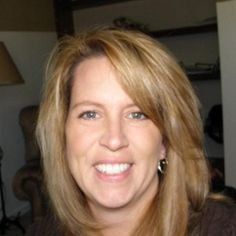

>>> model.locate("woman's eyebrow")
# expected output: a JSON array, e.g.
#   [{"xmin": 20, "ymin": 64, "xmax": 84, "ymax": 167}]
[
  {"xmin": 71, "ymin": 101, "xmax": 103, "ymax": 110},
  {"xmin": 71, "ymin": 100, "xmax": 139, "ymax": 111}
]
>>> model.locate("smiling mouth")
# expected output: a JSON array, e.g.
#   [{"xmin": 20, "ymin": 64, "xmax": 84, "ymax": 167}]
[{"xmin": 95, "ymin": 163, "xmax": 131, "ymax": 175}]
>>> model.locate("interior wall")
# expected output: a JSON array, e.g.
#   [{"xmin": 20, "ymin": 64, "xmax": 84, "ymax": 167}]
[
  {"xmin": 159, "ymin": 32, "xmax": 223, "ymax": 158},
  {"xmin": 217, "ymin": 0, "xmax": 236, "ymax": 188},
  {"xmin": 0, "ymin": 31, "xmax": 57, "ymax": 217}
]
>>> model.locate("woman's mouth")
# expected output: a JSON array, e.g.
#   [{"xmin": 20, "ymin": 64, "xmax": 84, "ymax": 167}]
[{"xmin": 95, "ymin": 163, "xmax": 131, "ymax": 175}]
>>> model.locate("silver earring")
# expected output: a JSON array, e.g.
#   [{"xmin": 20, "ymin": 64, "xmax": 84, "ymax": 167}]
[{"xmin": 158, "ymin": 159, "xmax": 168, "ymax": 174}]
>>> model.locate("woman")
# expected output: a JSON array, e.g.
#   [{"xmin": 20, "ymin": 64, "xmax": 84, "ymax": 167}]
[{"xmin": 29, "ymin": 27, "xmax": 236, "ymax": 235}]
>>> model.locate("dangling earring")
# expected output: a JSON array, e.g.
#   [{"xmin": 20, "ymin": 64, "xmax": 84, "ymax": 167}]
[{"xmin": 158, "ymin": 159, "xmax": 168, "ymax": 174}]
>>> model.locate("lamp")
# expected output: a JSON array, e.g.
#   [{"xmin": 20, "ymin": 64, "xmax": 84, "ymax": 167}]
[
  {"xmin": 0, "ymin": 41, "xmax": 24, "ymax": 85},
  {"xmin": 0, "ymin": 42, "xmax": 25, "ymax": 234}
]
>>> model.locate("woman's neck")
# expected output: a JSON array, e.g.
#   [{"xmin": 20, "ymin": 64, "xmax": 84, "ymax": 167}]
[
  {"xmin": 90, "ymin": 192, "xmax": 157, "ymax": 236},
  {"xmin": 94, "ymin": 204, "xmax": 144, "ymax": 236}
]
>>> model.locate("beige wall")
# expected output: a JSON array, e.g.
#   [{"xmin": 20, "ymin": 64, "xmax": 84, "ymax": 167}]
[
  {"xmin": 0, "ymin": 0, "xmax": 55, "ymax": 31},
  {"xmin": 217, "ymin": 0, "xmax": 236, "ymax": 188}
]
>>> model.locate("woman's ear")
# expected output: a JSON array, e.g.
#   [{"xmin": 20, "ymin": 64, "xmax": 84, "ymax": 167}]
[{"xmin": 160, "ymin": 143, "xmax": 166, "ymax": 160}]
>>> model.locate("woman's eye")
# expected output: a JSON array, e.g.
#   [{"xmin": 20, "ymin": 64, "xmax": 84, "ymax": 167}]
[
  {"xmin": 79, "ymin": 111, "xmax": 98, "ymax": 120},
  {"xmin": 128, "ymin": 112, "xmax": 147, "ymax": 120}
]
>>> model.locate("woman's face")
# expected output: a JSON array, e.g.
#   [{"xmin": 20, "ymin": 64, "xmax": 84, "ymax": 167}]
[{"xmin": 65, "ymin": 56, "xmax": 165, "ymax": 215}]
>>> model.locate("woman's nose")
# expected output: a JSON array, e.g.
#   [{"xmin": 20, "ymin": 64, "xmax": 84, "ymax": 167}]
[{"xmin": 99, "ymin": 118, "xmax": 129, "ymax": 151}]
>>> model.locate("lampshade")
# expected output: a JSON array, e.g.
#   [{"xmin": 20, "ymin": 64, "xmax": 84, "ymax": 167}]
[{"xmin": 0, "ymin": 42, "xmax": 24, "ymax": 85}]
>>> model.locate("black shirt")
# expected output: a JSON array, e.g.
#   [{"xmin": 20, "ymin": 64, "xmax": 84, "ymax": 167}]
[{"xmin": 26, "ymin": 200, "xmax": 236, "ymax": 236}]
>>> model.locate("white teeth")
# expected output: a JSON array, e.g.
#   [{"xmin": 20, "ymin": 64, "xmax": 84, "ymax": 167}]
[{"xmin": 95, "ymin": 163, "xmax": 130, "ymax": 175}]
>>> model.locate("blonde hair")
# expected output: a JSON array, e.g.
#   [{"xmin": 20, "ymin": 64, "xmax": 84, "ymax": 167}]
[{"xmin": 36, "ymin": 27, "xmax": 210, "ymax": 236}]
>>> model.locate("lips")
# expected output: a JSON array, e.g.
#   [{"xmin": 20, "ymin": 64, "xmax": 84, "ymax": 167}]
[{"xmin": 95, "ymin": 163, "xmax": 131, "ymax": 175}]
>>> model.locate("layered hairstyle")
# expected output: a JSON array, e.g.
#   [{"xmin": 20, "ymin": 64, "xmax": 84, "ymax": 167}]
[{"xmin": 36, "ymin": 27, "xmax": 210, "ymax": 236}]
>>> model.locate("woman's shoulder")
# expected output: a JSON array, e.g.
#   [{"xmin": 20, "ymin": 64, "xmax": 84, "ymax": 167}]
[
  {"xmin": 200, "ymin": 198, "xmax": 236, "ymax": 236},
  {"xmin": 25, "ymin": 213, "xmax": 64, "ymax": 236}
]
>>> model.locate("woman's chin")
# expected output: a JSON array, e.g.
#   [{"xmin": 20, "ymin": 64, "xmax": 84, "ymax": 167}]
[{"xmin": 89, "ymin": 191, "xmax": 133, "ymax": 212}]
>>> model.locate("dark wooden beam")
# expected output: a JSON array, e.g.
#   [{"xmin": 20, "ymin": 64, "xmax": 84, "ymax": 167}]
[
  {"xmin": 53, "ymin": 0, "xmax": 75, "ymax": 38},
  {"xmin": 70, "ymin": 0, "xmax": 136, "ymax": 10}
]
